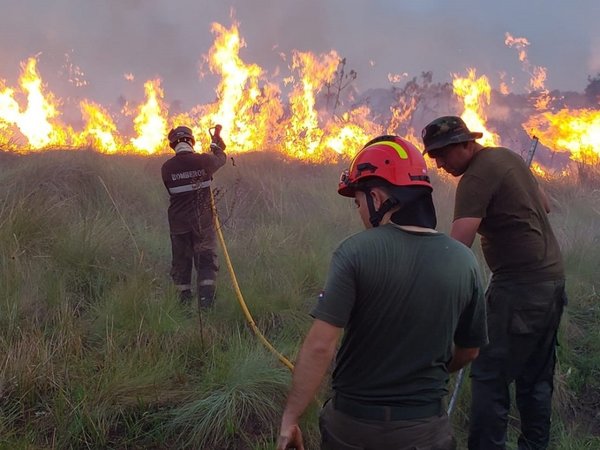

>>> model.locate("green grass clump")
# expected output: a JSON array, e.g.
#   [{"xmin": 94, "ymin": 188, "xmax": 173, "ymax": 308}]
[{"xmin": 165, "ymin": 331, "xmax": 291, "ymax": 449}]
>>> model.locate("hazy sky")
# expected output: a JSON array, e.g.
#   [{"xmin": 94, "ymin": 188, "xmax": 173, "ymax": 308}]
[{"xmin": 1, "ymin": 0, "xmax": 599, "ymax": 110}]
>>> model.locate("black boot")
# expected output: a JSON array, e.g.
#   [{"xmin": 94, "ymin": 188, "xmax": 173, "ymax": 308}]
[
  {"xmin": 178, "ymin": 289, "xmax": 193, "ymax": 306},
  {"xmin": 198, "ymin": 285, "xmax": 216, "ymax": 309}
]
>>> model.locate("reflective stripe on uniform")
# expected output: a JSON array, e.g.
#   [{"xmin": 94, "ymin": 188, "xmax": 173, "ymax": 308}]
[
  {"xmin": 168, "ymin": 180, "xmax": 212, "ymax": 195},
  {"xmin": 199, "ymin": 279, "xmax": 215, "ymax": 286},
  {"xmin": 175, "ymin": 284, "xmax": 192, "ymax": 291}
]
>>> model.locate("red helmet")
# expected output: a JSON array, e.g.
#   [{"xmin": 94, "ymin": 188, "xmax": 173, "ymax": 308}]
[{"xmin": 338, "ymin": 135, "xmax": 431, "ymax": 197}]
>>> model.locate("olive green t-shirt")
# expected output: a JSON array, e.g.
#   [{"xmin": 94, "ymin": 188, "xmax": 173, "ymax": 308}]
[
  {"xmin": 454, "ymin": 147, "xmax": 564, "ymax": 282},
  {"xmin": 311, "ymin": 224, "xmax": 487, "ymax": 406}
]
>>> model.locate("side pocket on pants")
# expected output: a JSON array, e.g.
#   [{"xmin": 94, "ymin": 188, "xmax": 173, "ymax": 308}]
[
  {"xmin": 509, "ymin": 306, "xmax": 550, "ymax": 334},
  {"xmin": 508, "ymin": 281, "xmax": 564, "ymax": 335},
  {"xmin": 319, "ymin": 399, "xmax": 364, "ymax": 450},
  {"xmin": 320, "ymin": 430, "xmax": 365, "ymax": 450}
]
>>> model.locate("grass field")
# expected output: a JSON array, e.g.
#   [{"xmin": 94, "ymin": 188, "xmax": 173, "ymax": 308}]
[{"xmin": 0, "ymin": 149, "xmax": 598, "ymax": 449}]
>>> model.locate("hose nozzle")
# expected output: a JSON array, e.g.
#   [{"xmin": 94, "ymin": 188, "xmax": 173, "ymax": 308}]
[{"xmin": 209, "ymin": 124, "xmax": 222, "ymax": 139}]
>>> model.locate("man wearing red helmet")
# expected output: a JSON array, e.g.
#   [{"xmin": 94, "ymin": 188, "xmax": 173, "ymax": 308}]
[
  {"xmin": 277, "ymin": 135, "xmax": 488, "ymax": 450},
  {"xmin": 161, "ymin": 125, "xmax": 226, "ymax": 310},
  {"xmin": 421, "ymin": 116, "xmax": 566, "ymax": 450}
]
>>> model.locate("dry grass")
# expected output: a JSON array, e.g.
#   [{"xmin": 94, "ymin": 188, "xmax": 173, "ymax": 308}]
[{"xmin": 0, "ymin": 150, "xmax": 598, "ymax": 448}]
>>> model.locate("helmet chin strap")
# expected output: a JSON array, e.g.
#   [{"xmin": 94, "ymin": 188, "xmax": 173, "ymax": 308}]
[{"xmin": 364, "ymin": 188, "xmax": 398, "ymax": 227}]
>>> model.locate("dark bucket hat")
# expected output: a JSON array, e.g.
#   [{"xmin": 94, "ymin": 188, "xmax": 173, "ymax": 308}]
[{"xmin": 421, "ymin": 116, "xmax": 483, "ymax": 154}]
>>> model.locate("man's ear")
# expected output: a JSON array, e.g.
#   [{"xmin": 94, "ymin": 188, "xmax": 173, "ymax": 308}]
[{"xmin": 369, "ymin": 187, "xmax": 388, "ymax": 209}]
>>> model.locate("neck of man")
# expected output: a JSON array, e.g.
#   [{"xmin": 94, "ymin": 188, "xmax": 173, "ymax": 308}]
[
  {"xmin": 393, "ymin": 223, "xmax": 438, "ymax": 233},
  {"xmin": 471, "ymin": 142, "xmax": 485, "ymax": 154},
  {"xmin": 175, "ymin": 142, "xmax": 194, "ymax": 154},
  {"xmin": 380, "ymin": 212, "xmax": 438, "ymax": 233}
]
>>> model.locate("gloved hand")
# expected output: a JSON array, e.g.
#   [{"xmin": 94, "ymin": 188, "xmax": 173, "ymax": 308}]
[{"xmin": 210, "ymin": 136, "xmax": 226, "ymax": 152}]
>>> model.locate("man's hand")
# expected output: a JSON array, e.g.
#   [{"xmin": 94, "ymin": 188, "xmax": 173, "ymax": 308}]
[
  {"xmin": 277, "ymin": 424, "xmax": 304, "ymax": 450},
  {"xmin": 448, "ymin": 345, "xmax": 480, "ymax": 372},
  {"xmin": 277, "ymin": 320, "xmax": 340, "ymax": 450},
  {"xmin": 210, "ymin": 136, "xmax": 226, "ymax": 151}
]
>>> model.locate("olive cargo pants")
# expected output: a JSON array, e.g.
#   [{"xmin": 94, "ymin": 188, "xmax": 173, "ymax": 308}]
[{"xmin": 468, "ymin": 279, "xmax": 566, "ymax": 450}]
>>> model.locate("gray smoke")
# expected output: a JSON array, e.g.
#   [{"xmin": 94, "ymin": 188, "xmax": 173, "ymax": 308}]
[{"xmin": 1, "ymin": 0, "xmax": 599, "ymax": 114}]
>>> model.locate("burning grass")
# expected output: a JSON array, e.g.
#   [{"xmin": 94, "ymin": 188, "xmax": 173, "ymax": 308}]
[{"xmin": 0, "ymin": 150, "xmax": 599, "ymax": 448}]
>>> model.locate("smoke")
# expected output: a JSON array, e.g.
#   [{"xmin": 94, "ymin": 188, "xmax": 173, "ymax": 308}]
[
  {"xmin": 589, "ymin": 36, "xmax": 600, "ymax": 77},
  {"xmin": 1, "ymin": 0, "xmax": 598, "ymax": 113}
]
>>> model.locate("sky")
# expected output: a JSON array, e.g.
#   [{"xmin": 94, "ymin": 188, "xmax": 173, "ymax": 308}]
[{"xmin": 1, "ymin": 0, "xmax": 599, "ymax": 111}]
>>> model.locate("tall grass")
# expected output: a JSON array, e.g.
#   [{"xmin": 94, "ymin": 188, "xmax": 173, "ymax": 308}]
[{"xmin": 0, "ymin": 150, "xmax": 598, "ymax": 448}]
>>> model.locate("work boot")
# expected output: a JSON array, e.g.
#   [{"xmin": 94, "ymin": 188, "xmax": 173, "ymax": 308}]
[
  {"xmin": 198, "ymin": 296, "xmax": 214, "ymax": 309},
  {"xmin": 178, "ymin": 289, "xmax": 193, "ymax": 306},
  {"xmin": 198, "ymin": 285, "xmax": 216, "ymax": 309}
]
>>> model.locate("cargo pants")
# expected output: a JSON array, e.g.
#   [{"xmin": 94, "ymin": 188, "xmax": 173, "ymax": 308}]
[
  {"xmin": 169, "ymin": 212, "xmax": 218, "ymax": 308},
  {"xmin": 319, "ymin": 398, "xmax": 456, "ymax": 450},
  {"xmin": 468, "ymin": 278, "xmax": 566, "ymax": 450}
]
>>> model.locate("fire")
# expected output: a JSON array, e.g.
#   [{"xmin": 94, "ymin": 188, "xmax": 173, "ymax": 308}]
[
  {"xmin": 0, "ymin": 57, "xmax": 65, "ymax": 150},
  {"xmin": 524, "ymin": 109, "xmax": 600, "ymax": 163},
  {"xmin": 130, "ymin": 79, "xmax": 168, "ymax": 154},
  {"xmin": 0, "ymin": 24, "xmax": 390, "ymax": 160},
  {"xmin": 530, "ymin": 162, "xmax": 548, "ymax": 177},
  {"xmin": 282, "ymin": 50, "xmax": 339, "ymax": 159},
  {"xmin": 505, "ymin": 33, "xmax": 550, "ymax": 110},
  {"xmin": 452, "ymin": 68, "xmax": 500, "ymax": 147},
  {"xmin": 204, "ymin": 22, "xmax": 281, "ymax": 153},
  {"xmin": 74, "ymin": 101, "xmax": 122, "ymax": 153},
  {"xmin": 499, "ymin": 72, "xmax": 511, "ymax": 95},
  {"xmin": 322, "ymin": 107, "xmax": 383, "ymax": 158},
  {"xmin": 0, "ymin": 22, "xmax": 598, "ymax": 170}
]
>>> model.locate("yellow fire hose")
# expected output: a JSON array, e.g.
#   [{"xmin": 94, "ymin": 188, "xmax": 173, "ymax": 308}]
[{"xmin": 210, "ymin": 190, "xmax": 295, "ymax": 371}]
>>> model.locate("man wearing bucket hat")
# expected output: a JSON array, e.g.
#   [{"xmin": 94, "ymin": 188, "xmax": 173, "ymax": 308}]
[{"xmin": 422, "ymin": 116, "xmax": 566, "ymax": 450}]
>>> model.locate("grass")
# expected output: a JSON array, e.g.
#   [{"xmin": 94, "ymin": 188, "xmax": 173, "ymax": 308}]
[{"xmin": 0, "ymin": 149, "xmax": 598, "ymax": 449}]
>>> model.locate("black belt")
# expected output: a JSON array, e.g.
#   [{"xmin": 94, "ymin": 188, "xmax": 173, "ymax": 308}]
[{"xmin": 332, "ymin": 394, "xmax": 443, "ymax": 421}]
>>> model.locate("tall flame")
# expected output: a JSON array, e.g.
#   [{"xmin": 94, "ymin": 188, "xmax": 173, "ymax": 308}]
[
  {"xmin": 505, "ymin": 33, "xmax": 550, "ymax": 110},
  {"xmin": 0, "ymin": 58, "xmax": 65, "ymax": 149},
  {"xmin": 130, "ymin": 79, "xmax": 168, "ymax": 154},
  {"xmin": 203, "ymin": 22, "xmax": 274, "ymax": 152},
  {"xmin": 452, "ymin": 69, "xmax": 500, "ymax": 147},
  {"xmin": 0, "ymin": 23, "xmax": 597, "ymax": 170}
]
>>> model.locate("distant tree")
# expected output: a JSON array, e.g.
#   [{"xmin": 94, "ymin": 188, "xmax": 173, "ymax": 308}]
[{"xmin": 584, "ymin": 73, "xmax": 600, "ymax": 104}]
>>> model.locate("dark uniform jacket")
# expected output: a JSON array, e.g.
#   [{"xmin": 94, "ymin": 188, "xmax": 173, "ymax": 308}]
[{"xmin": 161, "ymin": 147, "xmax": 226, "ymax": 234}]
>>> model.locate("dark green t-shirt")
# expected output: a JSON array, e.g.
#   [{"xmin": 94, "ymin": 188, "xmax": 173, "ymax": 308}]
[
  {"xmin": 311, "ymin": 224, "xmax": 487, "ymax": 406},
  {"xmin": 454, "ymin": 147, "xmax": 564, "ymax": 282}
]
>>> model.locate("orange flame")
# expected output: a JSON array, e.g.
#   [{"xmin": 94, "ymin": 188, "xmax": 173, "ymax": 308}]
[
  {"xmin": 204, "ymin": 22, "xmax": 281, "ymax": 152},
  {"xmin": 281, "ymin": 50, "xmax": 339, "ymax": 159},
  {"xmin": 130, "ymin": 79, "xmax": 168, "ymax": 154},
  {"xmin": 0, "ymin": 57, "xmax": 66, "ymax": 150},
  {"xmin": 505, "ymin": 33, "xmax": 550, "ymax": 110},
  {"xmin": 452, "ymin": 68, "xmax": 500, "ymax": 147},
  {"xmin": 1, "ymin": 22, "xmax": 598, "ymax": 171},
  {"xmin": 322, "ymin": 107, "xmax": 383, "ymax": 159},
  {"xmin": 530, "ymin": 161, "xmax": 547, "ymax": 177},
  {"xmin": 524, "ymin": 109, "xmax": 600, "ymax": 163},
  {"xmin": 75, "ymin": 100, "xmax": 122, "ymax": 153}
]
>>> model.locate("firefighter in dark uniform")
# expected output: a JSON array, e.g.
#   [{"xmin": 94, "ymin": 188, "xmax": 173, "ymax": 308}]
[{"xmin": 161, "ymin": 125, "xmax": 227, "ymax": 309}]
